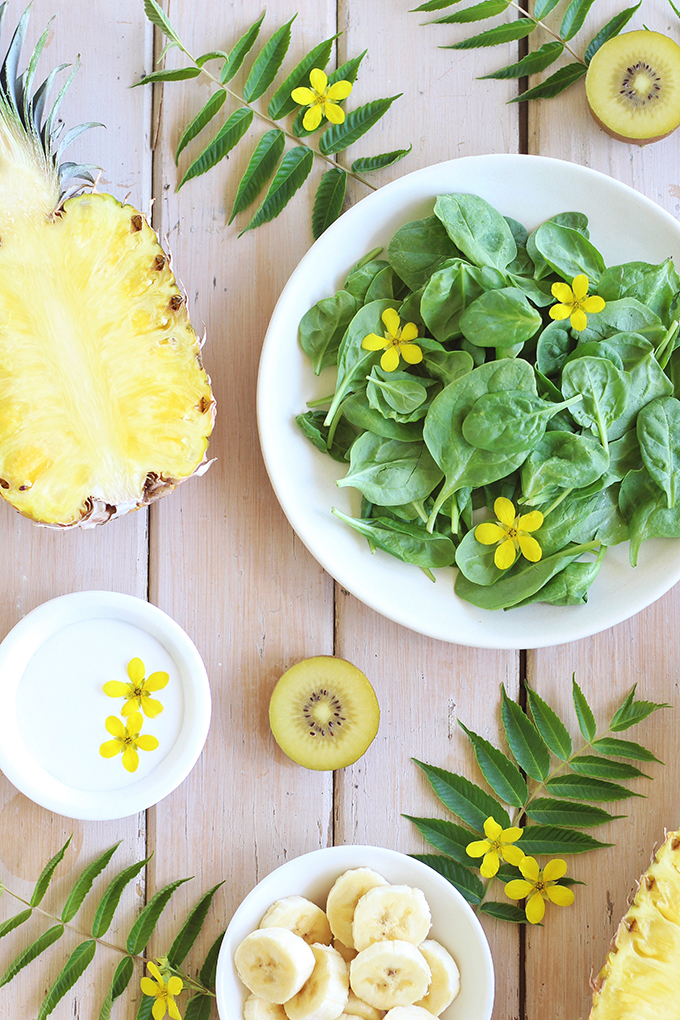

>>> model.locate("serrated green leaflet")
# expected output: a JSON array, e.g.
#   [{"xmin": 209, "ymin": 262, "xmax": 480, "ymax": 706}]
[
  {"xmin": 292, "ymin": 53, "xmax": 366, "ymax": 138},
  {"xmin": 320, "ymin": 96, "xmax": 401, "ymax": 154},
  {"xmin": 92, "ymin": 856, "xmax": 151, "ymax": 938},
  {"xmin": 413, "ymin": 0, "xmax": 464, "ymax": 8},
  {"xmin": 500, "ymin": 686, "xmax": 550, "ymax": 781},
  {"xmin": 134, "ymin": 67, "xmax": 201, "ymax": 87},
  {"xmin": 185, "ymin": 994, "xmax": 213, "ymax": 1020},
  {"xmin": 352, "ymin": 146, "xmax": 412, "ymax": 172},
  {"xmin": 175, "ymin": 91, "xmax": 226, "ymax": 164},
  {"xmin": 572, "ymin": 676, "xmax": 596, "ymax": 742},
  {"xmin": 137, "ymin": 993, "xmax": 155, "ymax": 1020},
  {"xmin": 519, "ymin": 825, "xmax": 612, "ymax": 854},
  {"xmin": 179, "ymin": 107, "xmax": 253, "ymax": 189},
  {"xmin": 444, "ymin": 18, "xmax": 535, "ymax": 48},
  {"xmin": 610, "ymin": 686, "xmax": 669, "ymax": 731},
  {"xmin": 414, "ymin": 759, "xmax": 511, "ymax": 829},
  {"xmin": 534, "ymin": 0, "xmax": 562, "ymax": 18},
  {"xmin": 312, "ymin": 168, "xmax": 347, "ymax": 240},
  {"xmin": 545, "ymin": 774, "xmax": 643, "ymax": 802},
  {"xmin": 36, "ymin": 939, "xmax": 96, "ymax": 1020},
  {"xmin": 0, "ymin": 909, "xmax": 32, "ymax": 940},
  {"xmin": 268, "ymin": 34, "xmax": 338, "ymax": 120},
  {"xmin": 411, "ymin": 854, "xmax": 485, "ymax": 904},
  {"xmin": 570, "ymin": 755, "xmax": 650, "ymax": 781},
  {"xmin": 241, "ymin": 146, "xmax": 314, "ymax": 234},
  {"xmin": 143, "ymin": 0, "xmax": 181, "ymax": 44},
  {"xmin": 0, "ymin": 924, "xmax": 64, "ymax": 987},
  {"xmin": 99, "ymin": 956, "xmax": 134, "ymax": 1019},
  {"xmin": 168, "ymin": 882, "xmax": 224, "ymax": 967},
  {"xmin": 584, "ymin": 3, "xmax": 640, "ymax": 63},
  {"xmin": 229, "ymin": 129, "xmax": 285, "ymax": 223},
  {"xmin": 459, "ymin": 722, "xmax": 528, "ymax": 807},
  {"xmin": 526, "ymin": 686, "xmax": 572, "ymax": 760},
  {"xmin": 478, "ymin": 41, "xmax": 563, "ymax": 79},
  {"xmin": 200, "ymin": 930, "xmax": 226, "ymax": 990},
  {"xmin": 221, "ymin": 12, "xmax": 266, "ymax": 83},
  {"xmin": 243, "ymin": 16, "xmax": 295, "ymax": 103},
  {"xmin": 509, "ymin": 62, "xmax": 587, "ymax": 103},
  {"xmin": 429, "ymin": 0, "xmax": 508, "ymax": 23},
  {"xmin": 404, "ymin": 815, "xmax": 477, "ymax": 865},
  {"xmin": 127, "ymin": 878, "xmax": 192, "ymax": 955},
  {"xmin": 560, "ymin": 0, "xmax": 597, "ymax": 40},
  {"xmin": 525, "ymin": 798, "xmax": 624, "ymax": 827},
  {"xmin": 195, "ymin": 51, "xmax": 227, "ymax": 67},
  {"xmin": 61, "ymin": 843, "xmax": 120, "ymax": 923},
  {"xmin": 31, "ymin": 835, "xmax": 71, "ymax": 907},
  {"xmin": 591, "ymin": 737, "xmax": 662, "ymax": 763},
  {"xmin": 479, "ymin": 902, "xmax": 526, "ymax": 922}
]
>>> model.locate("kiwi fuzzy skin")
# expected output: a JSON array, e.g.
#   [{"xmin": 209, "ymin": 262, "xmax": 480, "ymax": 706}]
[{"xmin": 586, "ymin": 101, "xmax": 679, "ymax": 146}]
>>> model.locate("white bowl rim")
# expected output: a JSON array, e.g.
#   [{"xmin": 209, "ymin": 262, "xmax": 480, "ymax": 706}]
[{"xmin": 0, "ymin": 590, "xmax": 211, "ymax": 820}]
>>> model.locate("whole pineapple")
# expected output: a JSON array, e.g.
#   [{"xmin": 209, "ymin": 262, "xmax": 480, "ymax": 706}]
[
  {"xmin": 590, "ymin": 829, "xmax": 680, "ymax": 1019},
  {"xmin": 0, "ymin": 5, "xmax": 215, "ymax": 526}
]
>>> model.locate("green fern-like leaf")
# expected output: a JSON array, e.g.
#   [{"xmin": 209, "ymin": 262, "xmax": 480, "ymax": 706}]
[
  {"xmin": 143, "ymin": 0, "xmax": 182, "ymax": 46},
  {"xmin": 179, "ymin": 107, "xmax": 253, "ymax": 188},
  {"xmin": 98, "ymin": 957, "xmax": 134, "ymax": 1020},
  {"xmin": 428, "ymin": 0, "xmax": 509, "ymax": 24},
  {"xmin": 61, "ymin": 843, "xmax": 120, "ymax": 924},
  {"xmin": 184, "ymin": 996, "xmax": 213, "ymax": 1020},
  {"xmin": 459, "ymin": 721, "xmax": 528, "ymax": 807},
  {"xmin": 92, "ymin": 856, "xmax": 151, "ymax": 938},
  {"xmin": 229, "ymin": 128, "xmax": 285, "ymax": 223},
  {"xmin": 31, "ymin": 836, "xmax": 71, "ymax": 907},
  {"xmin": 175, "ymin": 91, "xmax": 227, "ymax": 163},
  {"xmin": 243, "ymin": 16, "xmax": 296, "ymax": 102},
  {"xmin": 127, "ymin": 878, "xmax": 192, "ymax": 956},
  {"xmin": 221, "ymin": 12, "xmax": 266, "ymax": 83},
  {"xmin": 36, "ymin": 940, "xmax": 96, "ymax": 1020},
  {"xmin": 443, "ymin": 18, "xmax": 535, "ymax": 48},
  {"xmin": 319, "ymin": 95, "xmax": 401, "ymax": 154},
  {"xmin": 0, "ymin": 925, "xmax": 64, "ymax": 988},
  {"xmin": 134, "ymin": 66, "xmax": 201, "ymax": 86},
  {"xmin": 560, "ymin": 0, "xmax": 598, "ymax": 41},
  {"xmin": 168, "ymin": 882, "xmax": 224, "ymax": 967},
  {"xmin": 292, "ymin": 52, "xmax": 367, "ymax": 138},
  {"xmin": 351, "ymin": 146, "xmax": 412, "ymax": 172},
  {"xmin": 241, "ymin": 145, "xmax": 314, "ymax": 234},
  {"xmin": 268, "ymin": 34, "xmax": 339, "ymax": 120},
  {"xmin": 0, "ymin": 909, "xmax": 32, "ymax": 940},
  {"xmin": 411, "ymin": 854, "xmax": 485, "ymax": 905},
  {"xmin": 584, "ymin": 3, "xmax": 640, "ymax": 63},
  {"xmin": 478, "ymin": 40, "xmax": 563, "ymax": 79},
  {"xmin": 312, "ymin": 168, "xmax": 347, "ymax": 240}
]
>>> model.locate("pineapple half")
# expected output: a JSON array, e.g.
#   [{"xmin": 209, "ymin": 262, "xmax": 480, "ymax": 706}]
[
  {"xmin": 0, "ymin": 6, "xmax": 215, "ymax": 526},
  {"xmin": 590, "ymin": 829, "xmax": 680, "ymax": 1019}
]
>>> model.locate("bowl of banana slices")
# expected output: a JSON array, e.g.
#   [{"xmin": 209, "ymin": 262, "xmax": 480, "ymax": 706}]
[{"xmin": 215, "ymin": 844, "xmax": 494, "ymax": 1020}]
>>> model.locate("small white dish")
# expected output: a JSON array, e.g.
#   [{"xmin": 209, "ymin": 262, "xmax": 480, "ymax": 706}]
[
  {"xmin": 216, "ymin": 844, "xmax": 494, "ymax": 1020},
  {"xmin": 0, "ymin": 590, "xmax": 211, "ymax": 820},
  {"xmin": 257, "ymin": 154, "xmax": 680, "ymax": 648}
]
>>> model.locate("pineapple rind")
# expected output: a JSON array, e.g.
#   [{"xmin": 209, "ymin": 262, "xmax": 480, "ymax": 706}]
[
  {"xmin": 589, "ymin": 830, "xmax": 680, "ymax": 1020},
  {"xmin": 0, "ymin": 192, "xmax": 215, "ymax": 526}
]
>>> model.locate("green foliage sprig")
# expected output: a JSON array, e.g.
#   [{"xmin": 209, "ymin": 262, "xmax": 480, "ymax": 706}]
[
  {"xmin": 407, "ymin": 677, "xmax": 668, "ymax": 923},
  {"xmin": 0, "ymin": 839, "xmax": 224, "ymax": 1019},
  {"xmin": 139, "ymin": 1, "xmax": 411, "ymax": 239},
  {"xmin": 412, "ymin": 0, "xmax": 641, "ymax": 102}
]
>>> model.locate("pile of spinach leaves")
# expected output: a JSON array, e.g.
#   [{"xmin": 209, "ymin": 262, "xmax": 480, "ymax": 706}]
[{"xmin": 296, "ymin": 193, "xmax": 680, "ymax": 610}]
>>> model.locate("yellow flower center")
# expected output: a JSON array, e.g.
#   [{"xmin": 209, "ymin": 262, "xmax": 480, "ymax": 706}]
[{"xmin": 506, "ymin": 526, "xmax": 518, "ymax": 539}]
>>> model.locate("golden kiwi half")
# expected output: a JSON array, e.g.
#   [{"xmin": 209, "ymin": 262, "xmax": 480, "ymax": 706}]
[{"xmin": 585, "ymin": 31, "xmax": 680, "ymax": 144}]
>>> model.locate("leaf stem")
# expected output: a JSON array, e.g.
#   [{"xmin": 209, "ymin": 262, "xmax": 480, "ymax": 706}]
[{"xmin": 507, "ymin": 1, "xmax": 585, "ymax": 64}]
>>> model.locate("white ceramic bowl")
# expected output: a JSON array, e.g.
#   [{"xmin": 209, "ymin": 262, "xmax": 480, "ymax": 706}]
[
  {"xmin": 0, "ymin": 590, "xmax": 211, "ymax": 819},
  {"xmin": 216, "ymin": 844, "xmax": 494, "ymax": 1020},
  {"xmin": 258, "ymin": 153, "xmax": 680, "ymax": 649}
]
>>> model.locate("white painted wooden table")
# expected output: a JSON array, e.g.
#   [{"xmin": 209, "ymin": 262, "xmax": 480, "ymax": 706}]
[{"xmin": 0, "ymin": 1, "xmax": 678, "ymax": 1017}]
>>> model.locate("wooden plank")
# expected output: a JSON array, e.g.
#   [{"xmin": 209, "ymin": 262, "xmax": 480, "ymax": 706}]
[
  {"xmin": 147, "ymin": 0, "xmax": 337, "ymax": 986},
  {"xmin": 0, "ymin": 2, "xmax": 151, "ymax": 1017},
  {"xmin": 333, "ymin": 3, "xmax": 522, "ymax": 1018},
  {"xmin": 526, "ymin": 1, "xmax": 680, "ymax": 1015}
]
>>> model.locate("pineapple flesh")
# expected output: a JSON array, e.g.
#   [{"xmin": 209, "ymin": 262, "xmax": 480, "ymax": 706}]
[
  {"xmin": 589, "ymin": 829, "xmax": 680, "ymax": 1019},
  {"xmin": 0, "ymin": 6, "xmax": 214, "ymax": 526}
]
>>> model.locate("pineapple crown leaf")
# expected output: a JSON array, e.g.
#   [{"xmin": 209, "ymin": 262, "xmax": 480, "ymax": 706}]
[{"xmin": 0, "ymin": 0, "xmax": 30, "ymax": 116}]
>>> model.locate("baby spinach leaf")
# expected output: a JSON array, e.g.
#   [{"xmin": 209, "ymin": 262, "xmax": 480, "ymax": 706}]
[
  {"xmin": 344, "ymin": 259, "xmax": 390, "ymax": 302},
  {"xmin": 606, "ymin": 337, "xmax": 673, "ymax": 440},
  {"xmin": 424, "ymin": 349, "xmax": 474, "ymax": 385},
  {"xmin": 421, "ymin": 259, "xmax": 505, "ymax": 342},
  {"xmin": 598, "ymin": 259, "xmax": 680, "ymax": 325},
  {"xmin": 365, "ymin": 266, "xmax": 396, "ymax": 302},
  {"xmin": 536, "ymin": 321, "xmax": 575, "ymax": 376},
  {"xmin": 510, "ymin": 548, "xmax": 606, "ymax": 606},
  {"xmin": 398, "ymin": 285, "xmax": 425, "ymax": 328},
  {"xmin": 561, "ymin": 356, "xmax": 630, "ymax": 449},
  {"xmin": 504, "ymin": 216, "xmax": 528, "ymax": 247},
  {"xmin": 455, "ymin": 528, "xmax": 507, "ymax": 585},
  {"xmin": 295, "ymin": 411, "xmax": 355, "ymax": 462},
  {"xmin": 434, "ymin": 193, "xmax": 517, "ymax": 271},
  {"xmin": 342, "ymin": 392, "xmax": 423, "ymax": 442},
  {"xmin": 459, "ymin": 287, "xmax": 542, "ymax": 348},
  {"xmin": 386, "ymin": 214, "xmax": 461, "ymax": 291},
  {"xmin": 566, "ymin": 340, "xmax": 624, "ymax": 372},
  {"xmin": 577, "ymin": 298, "xmax": 666, "ymax": 346},
  {"xmin": 462, "ymin": 390, "xmax": 581, "ymax": 453},
  {"xmin": 299, "ymin": 290, "xmax": 358, "ymax": 375},
  {"xmin": 520, "ymin": 431, "xmax": 609, "ymax": 503},
  {"xmin": 337, "ymin": 433, "xmax": 443, "ymax": 505},
  {"xmin": 527, "ymin": 212, "xmax": 588, "ymax": 280},
  {"xmin": 508, "ymin": 272, "xmax": 555, "ymax": 307},
  {"xmin": 534, "ymin": 221, "xmax": 605, "ymax": 283},
  {"xmin": 366, "ymin": 367, "xmax": 432, "ymax": 419},
  {"xmin": 619, "ymin": 466, "xmax": 680, "ymax": 565},
  {"xmin": 636, "ymin": 396, "xmax": 680, "ymax": 508},
  {"xmin": 324, "ymin": 299, "xmax": 396, "ymax": 426},
  {"xmin": 332, "ymin": 509, "xmax": 456, "ymax": 567}
]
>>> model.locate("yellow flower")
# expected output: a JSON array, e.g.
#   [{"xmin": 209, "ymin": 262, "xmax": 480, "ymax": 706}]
[
  {"xmin": 103, "ymin": 657, "xmax": 168, "ymax": 718},
  {"xmin": 475, "ymin": 496, "xmax": 543, "ymax": 570},
  {"xmin": 466, "ymin": 815, "xmax": 525, "ymax": 878},
  {"xmin": 504, "ymin": 856, "xmax": 575, "ymax": 924},
  {"xmin": 140, "ymin": 960, "xmax": 183, "ymax": 1020},
  {"xmin": 291, "ymin": 68, "xmax": 353, "ymax": 132},
  {"xmin": 361, "ymin": 308, "xmax": 423, "ymax": 373},
  {"xmin": 99, "ymin": 711, "xmax": 159, "ymax": 772},
  {"xmin": 549, "ymin": 274, "xmax": 605, "ymax": 332}
]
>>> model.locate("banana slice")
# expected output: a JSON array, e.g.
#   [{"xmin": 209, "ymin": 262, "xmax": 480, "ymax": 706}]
[
  {"xmin": 384, "ymin": 1009, "xmax": 438, "ymax": 1020},
  {"xmin": 245, "ymin": 995, "xmax": 289, "ymax": 1020},
  {"xmin": 235, "ymin": 928, "xmax": 316, "ymax": 1004},
  {"xmin": 333, "ymin": 939, "xmax": 357, "ymax": 964},
  {"xmin": 284, "ymin": 943, "xmax": 349, "ymax": 1020},
  {"xmin": 349, "ymin": 940, "xmax": 431, "ymax": 1010},
  {"xmin": 260, "ymin": 896, "xmax": 332, "ymax": 945},
  {"xmin": 413, "ymin": 941, "xmax": 460, "ymax": 1015},
  {"xmin": 327, "ymin": 869, "xmax": 389, "ymax": 948},
  {"xmin": 352, "ymin": 887, "xmax": 431, "ymax": 952},
  {"xmin": 345, "ymin": 989, "xmax": 385, "ymax": 1020}
]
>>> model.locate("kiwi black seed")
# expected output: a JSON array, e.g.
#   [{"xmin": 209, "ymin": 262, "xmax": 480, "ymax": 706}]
[
  {"xmin": 585, "ymin": 31, "xmax": 680, "ymax": 145},
  {"xmin": 268, "ymin": 656, "xmax": 380, "ymax": 770}
]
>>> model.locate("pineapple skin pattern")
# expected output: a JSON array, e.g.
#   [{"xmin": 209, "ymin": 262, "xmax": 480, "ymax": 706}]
[
  {"xmin": 589, "ymin": 829, "xmax": 680, "ymax": 1019},
  {"xmin": 0, "ymin": 5, "xmax": 215, "ymax": 527}
]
